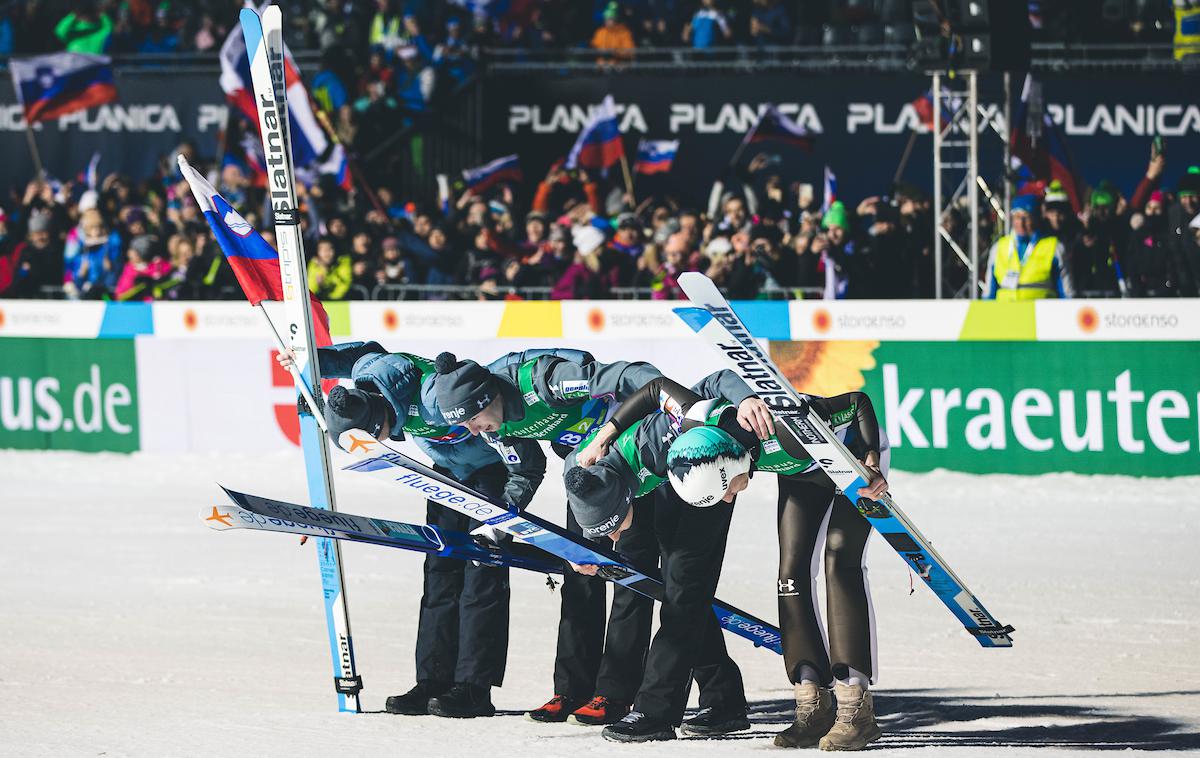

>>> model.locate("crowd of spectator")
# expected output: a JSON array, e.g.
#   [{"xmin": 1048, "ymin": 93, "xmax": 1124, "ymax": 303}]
[
  {"xmin": 0, "ymin": 1, "xmax": 1185, "ymax": 60},
  {"xmin": 2, "ymin": 137, "xmax": 1198, "ymax": 303}
]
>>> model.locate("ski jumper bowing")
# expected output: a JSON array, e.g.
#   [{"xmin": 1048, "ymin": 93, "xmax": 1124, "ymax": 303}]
[
  {"xmin": 637, "ymin": 376, "xmax": 890, "ymax": 750},
  {"xmin": 281, "ymin": 341, "xmax": 545, "ymax": 719},
  {"xmin": 566, "ymin": 375, "xmax": 887, "ymax": 748},
  {"xmin": 557, "ymin": 371, "xmax": 773, "ymax": 742}
]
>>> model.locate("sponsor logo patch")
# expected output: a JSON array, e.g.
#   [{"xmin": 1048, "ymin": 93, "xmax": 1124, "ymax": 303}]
[{"xmin": 560, "ymin": 379, "xmax": 590, "ymax": 397}]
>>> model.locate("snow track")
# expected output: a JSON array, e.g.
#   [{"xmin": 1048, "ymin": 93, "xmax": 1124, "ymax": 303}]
[{"xmin": 3, "ymin": 450, "xmax": 1198, "ymax": 756}]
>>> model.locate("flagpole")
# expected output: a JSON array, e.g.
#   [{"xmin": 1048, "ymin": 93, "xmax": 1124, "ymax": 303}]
[
  {"xmin": 619, "ymin": 151, "xmax": 636, "ymax": 206},
  {"xmin": 728, "ymin": 123, "xmax": 758, "ymax": 170},
  {"xmin": 1002, "ymin": 71, "xmax": 1012, "ymax": 223},
  {"xmin": 892, "ymin": 130, "xmax": 919, "ymax": 187},
  {"xmin": 22, "ymin": 121, "xmax": 46, "ymax": 186},
  {"xmin": 257, "ymin": 299, "xmax": 328, "ymax": 434},
  {"xmin": 314, "ymin": 108, "xmax": 387, "ymax": 219}
]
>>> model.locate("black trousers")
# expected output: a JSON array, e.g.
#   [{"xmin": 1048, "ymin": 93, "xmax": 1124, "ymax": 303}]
[
  {"xmin": 633, "ymin": 487, "xmax": 746, "ymax": 725},
  {"xmin": 414, "ymin": 463, "xmax": 510, "ymax": 689},
  {"xmin": 553, "ymin": 494, "xmax": 657, "ymax": 703},
  {"xmin": 777, "ymin": 476, "xmax": 874, "ymax": 686}
]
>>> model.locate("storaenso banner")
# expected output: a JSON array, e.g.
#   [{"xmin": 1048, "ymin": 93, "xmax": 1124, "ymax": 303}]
[
  {"xmin": 772, "ymin": 341, "xmax": 1199, "ymax": 477},
  {"xmin": 0, "ymin": 338, "xmax": 140, "ymax": 452}
]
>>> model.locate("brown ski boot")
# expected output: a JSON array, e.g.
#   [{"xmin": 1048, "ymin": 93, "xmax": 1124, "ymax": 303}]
[
  {"xmin": 818, "ymin": 683, "xmax": 882, "ymax": 751},
  {"xmin": 773, "ymin": 682, "xmax": 836, "ymax": 748}
]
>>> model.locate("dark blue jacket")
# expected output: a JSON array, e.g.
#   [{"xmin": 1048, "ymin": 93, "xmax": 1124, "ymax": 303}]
[{"xmin": 318, "ymin": 341, "xmax": 546, "ymax": 507}]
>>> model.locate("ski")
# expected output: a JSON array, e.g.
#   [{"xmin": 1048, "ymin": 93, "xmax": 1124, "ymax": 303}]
[
  {"xmin": 674, "ymin": 272, "xmax": 1013, "ymax": 648},
  {"xmin": 203, "ymin": 487, "xmax": 564, "ymax": 574},
  {"xmin": 335, "ymin": 430, "xmax": 784, "ymax": 654},
  {"xmin": 241, "ymin": 6, "xmax": 363, "ymax": 710}
]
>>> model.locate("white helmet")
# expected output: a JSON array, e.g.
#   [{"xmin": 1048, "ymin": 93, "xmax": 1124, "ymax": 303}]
[{"xmin": 666, "ymin": 426, "xmax": 752, "ymax": 507}]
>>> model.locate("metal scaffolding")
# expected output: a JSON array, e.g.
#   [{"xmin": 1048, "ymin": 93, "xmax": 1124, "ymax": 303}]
[{"xmin": 931, "ymin": 71, "xmax": 980, "ymax": 300}]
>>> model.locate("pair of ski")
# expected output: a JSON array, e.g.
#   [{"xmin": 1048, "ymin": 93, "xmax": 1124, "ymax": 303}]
[
  {"xmin": 204, "ymin": 486, "xmax": 562, "ymax": 574},
  {"xmin": 206, "ymin": 446, "xmax": 785, "ymax": 655},
  {"xmin": 673, "ymin": 273, "xmax": 1014, "ymax": 648}
]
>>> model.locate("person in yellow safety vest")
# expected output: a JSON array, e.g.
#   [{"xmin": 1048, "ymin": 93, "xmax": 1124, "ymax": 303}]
[
  {"xmin": 985, "ymin": 194, "xmax": 1072, "ymax": 300},
  {"xmin": 1175, "ymin": 0, "xmax": 1200, "ymax": 61}
]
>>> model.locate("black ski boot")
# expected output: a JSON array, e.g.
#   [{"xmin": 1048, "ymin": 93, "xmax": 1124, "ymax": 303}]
[
  {"xmin": 385, "ymin": 681, "xmax": 447, "ymax": 716},
  {"xmin": 428, "ymin": 683, "xmax": 496, "ymax": 719},
  {"xmin": 680, "ymin": 705, "xmax": 751, "ymax": 736},
  {"xmin": 601, "ymin": 711, "xmax": 677, "ymax": 743}
]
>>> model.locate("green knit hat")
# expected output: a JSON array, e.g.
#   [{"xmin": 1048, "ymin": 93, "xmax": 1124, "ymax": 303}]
[
  {"xmin": 1090, "ymin": 189, "xmax": 1114, "ymax": 207},
  {"xmin": 822, "ymin": 201, "xmax": 847, "ymax": 230}
]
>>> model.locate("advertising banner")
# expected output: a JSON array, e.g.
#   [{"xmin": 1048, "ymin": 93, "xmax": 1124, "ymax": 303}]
[
  {"xmin": 0, "ymin": 338, "xmax": 140, "ymax": 452},
  {"xmin": 772, "ymin": 340, "xmax": 1200, "ymax": 476},
  {"xmin": 0, "ymin": 71, "xmax": 224, "ymax": 194},
  {"xmin": 484, "ymin": 71, "xmax": 1200, "ymax": 207},
  {"xmin": 2, "ymin": 302, "xmax": 1198, "ymax": 477}
]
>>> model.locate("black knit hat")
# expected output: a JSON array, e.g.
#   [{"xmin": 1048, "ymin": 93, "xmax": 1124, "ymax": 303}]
[
  {"xmin": 326, "ymin": 385, "xmax": 393, "ymax": 448},
  {"xmin": 1178, "ymin": 170, "xmax": 1200, "ymax": 198},
  {"xmin": 434, "ymin": 352, "xmax": 500, "ymax": 426},
  {"xmin": 563, "ymin": 453, "xmax": 635, "ymax": 540}
]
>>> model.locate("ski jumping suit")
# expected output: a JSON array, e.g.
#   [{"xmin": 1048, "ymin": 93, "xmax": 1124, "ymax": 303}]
[
  {"xmin": 319, "ymin": 342, "xmax": 546, "ymax": 689},
  {"xmin": 571, "ymin": 371, "xmax": 761, "ymax": 725},
  {"xmin": 606, "ymin": 377, "xmax": 888, "ymax": 704}
]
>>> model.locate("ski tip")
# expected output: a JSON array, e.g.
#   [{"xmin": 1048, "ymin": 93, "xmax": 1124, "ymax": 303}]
[
  {"xmin": 338, "ymin": 428, "xmax": 385, "ymax": 457},
  {"xmin": 217, "ymin": 483, "xmax": 246, "ymax": 506},
  {"xmin": 239, "ymin": 7, "xmax": 263, "ymax": 55},
  {"xmin": 201, "ymin": 504, "xmax": 239, "ymax": 530},
  {"xmin": 261, "ymin": 4, "xmax": 282, "ymax": 24},
  {"xmin": 672, "ymin": 306, "xmax": 712, "ymax": 333}
]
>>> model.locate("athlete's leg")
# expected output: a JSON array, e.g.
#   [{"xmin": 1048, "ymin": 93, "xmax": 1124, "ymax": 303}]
[
  {"xmin": 824, "ymin": 496, "xmax": 875, "ymax": 685},
  {"xmin": 551, "ymin": 504, "xmax": 607, "ymax": 700},
  {"xmin": 777, "ymin": 476, "xmax": 837, "ymax": 686},
  {"xmin": 453, "ymin": 463, "xmax": 512, "ymax": 688},
  {"xmin": 594, "ymin": 495, "xmax": 656, "ymax": 704}
]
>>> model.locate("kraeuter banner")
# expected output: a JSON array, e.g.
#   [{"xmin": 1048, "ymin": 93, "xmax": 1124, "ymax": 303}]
[
  {"xmin": 0, "ymin": 338, "xmax": 140, "ymax": 452},
  {"xmin": 484, "ymin": 71, "xmax": 1200, "ymax": 206},
  {"xmin": 772, "ymin": 340, "xmax": 1200, "ymax": 476}
]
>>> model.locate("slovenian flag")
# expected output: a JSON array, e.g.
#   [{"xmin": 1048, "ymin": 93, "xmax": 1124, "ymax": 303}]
[
  {"xmin": 745, "ymin": 105, "xmax": 814, "ymax": 152},
  {"xmin": 912, "ymin": 89, "xmax": 960, "ymax": 133},
  {"xmin": 822, "ymin": 166, "xmax": 837, "ymax": 213},
  {"xmin": 9, "ymin": 53, "xmax": 117, "ymax": 124},
  {"xmin": 177, "ymin": 155, "xmax": 331, "ymax": 346},
  {"xmin": 1010, "ymin": 74, "xmax": 1084, "ymax": 213},
  {"xmin": 219, "ymin": 6, "xmax": 351, "ymax": 191},
  {"xmin": 566, "ymin": 95, "xmax": 625, "ymax": 172},
  {"xmin": 462, "ymin": 154, "xmax": 522, "ymax": 193},
  {"xmin": 634, "ymin": 140, "xmax": 678, "ymax": 175}
]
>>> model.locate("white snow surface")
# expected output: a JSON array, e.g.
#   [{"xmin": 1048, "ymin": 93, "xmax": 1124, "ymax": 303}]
[{"xmin": 3, "ymin": 450, "xmax": 1199, "ymax": 757}]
